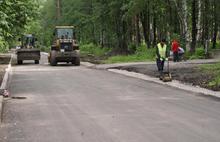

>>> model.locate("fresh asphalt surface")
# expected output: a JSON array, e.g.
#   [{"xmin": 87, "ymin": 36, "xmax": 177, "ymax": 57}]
[{"xmin": 0, "ymin": 54, "xmax": 220, "ymax": 142}]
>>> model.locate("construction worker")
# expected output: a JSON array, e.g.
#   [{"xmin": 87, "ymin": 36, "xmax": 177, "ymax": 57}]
[
  {"xmin": 156, "ymin": 39, "xmax": 169, "ymax": 76},
  {"xmin": 171, "ymin": 39, "xmax": 180, "ymax": 62}
]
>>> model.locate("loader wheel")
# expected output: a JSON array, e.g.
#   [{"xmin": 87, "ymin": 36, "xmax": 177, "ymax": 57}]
[
  {"xmin": 35, "ymin": 60, "xmax": 39, "ymax": 64},
  {"xmin": 50, "ymin": 51, "xmax": 57, "ymax": 66},
  {"xmin": 17, "ymin": 60, "xmax": 23, "ymax": 65},
  {"xmin": 73, "ymin": 57, "xmax": 80, "ymax": 66}
]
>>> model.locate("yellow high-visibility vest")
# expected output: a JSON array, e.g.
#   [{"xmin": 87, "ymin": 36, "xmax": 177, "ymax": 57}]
[{"xmin": 157, "ymin": 43, "xmax": 167, "ymax": 58}]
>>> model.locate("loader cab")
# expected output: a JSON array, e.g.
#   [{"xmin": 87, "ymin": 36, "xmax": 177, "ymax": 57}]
[
  {"xmin": 54, "ymin": 26, "xmax": 76, "ymax": 40},
  {"xmin": 20, "ymin": 34, "xmax": 37, "ymax": 49}
]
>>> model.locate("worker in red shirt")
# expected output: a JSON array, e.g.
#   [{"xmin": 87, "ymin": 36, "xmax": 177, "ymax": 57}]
[{"xmin": 171, "ymin": 39, "xmax": 180, "ymax": 62}]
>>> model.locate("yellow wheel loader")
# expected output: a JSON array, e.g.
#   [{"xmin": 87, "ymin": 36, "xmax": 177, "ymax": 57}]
[
  {"xmin": 48, "ymin": 26, "xmax": 80, "ymax": 66},
  {"xmin": 16, "ymin": 34, "xmax": 41, "ymax": 65}
]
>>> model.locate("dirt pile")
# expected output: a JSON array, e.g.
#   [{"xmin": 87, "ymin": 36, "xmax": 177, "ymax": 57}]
[{"xmin": 81, "ymin": 54, "xmax": 106, "ymax": 64}]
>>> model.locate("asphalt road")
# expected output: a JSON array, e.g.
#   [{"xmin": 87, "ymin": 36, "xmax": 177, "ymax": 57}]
[{"xmin": 0, "ymin": 54, "xmax": 220, "ymax": 142}]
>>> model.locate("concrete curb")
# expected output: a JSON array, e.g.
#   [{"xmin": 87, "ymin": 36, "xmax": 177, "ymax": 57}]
[
  {"xmin": 85, "ymin": 59, "xmax": 220, "ymax": 70},
  {"xmin": 0, "ymin": 54, "xmax": 13, "ymax": 123},
  {"xmin": 81, "ymin": 62, "xmax": 96, "ymax": 67},
  {"xmin": 0, "ymin": 54, "xmax": 12, "ymax": 90},
  {"xmin": 42, "ymin": 52, "xmax": 48, "ymax": 56},
  {"xmin": 108, "ymin": 69, "xmax": 220, "ymax": 98},
  {"xmin": 82, "ymin": 61, "xmax": 220, "ymax": 98},
  {"xmin": 0, "ymin": 95, "xmax": 2, "ymax": 123}
]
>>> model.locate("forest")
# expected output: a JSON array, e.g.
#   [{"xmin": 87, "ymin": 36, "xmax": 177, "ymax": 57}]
[{"xmin": 0, "ymin": 0, "xmax": 220, "ymax": 56}]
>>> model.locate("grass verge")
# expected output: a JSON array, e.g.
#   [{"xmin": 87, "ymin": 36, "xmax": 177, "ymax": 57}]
[
  {"xmin": 105, "ymin": 45, "xmax": 155, "ymax": 64},
  {"xmin": 200, "ymin": 63, "xmax": 220, "ymax": 90},
  {"xmin": 80, "ymin": 43, "xmax": 110, "ymax": 57}
]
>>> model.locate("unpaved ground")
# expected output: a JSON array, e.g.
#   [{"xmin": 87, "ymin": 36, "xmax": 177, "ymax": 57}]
[
  {"xmin": 113, "ymin": 62, "xmax": 219, "ymax": 91},
  {"xmin": 81, "ymin": 54, "xmax": 106, "ymax": 64}
]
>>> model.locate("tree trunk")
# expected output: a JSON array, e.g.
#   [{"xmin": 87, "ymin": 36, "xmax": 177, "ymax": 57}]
[
  {"xmin": 89, "ymin": 0, "xmax": 96, "ymax": 44},
  {"xmin": 135, "ymin": 15, "xmax": 141, "ymax": 46},
  {"xmin": 121, "ymin": 21, "xmax": 128, "ymax": 54},
  {"xmin": 197, "ymin": 0, "xmax": 202, "ymax": 41},
  {"xmin": 146, "ymin": 0, "xmax": 151, "ymax": 48},
  {"xmin": 115, "ymin": 17, "xmax": 128, "ymax": 54},
  {"xmin": 191, "ymin": 0, "xmax": 197, "ymax": 53},
  {"xmin": 153, "ymin": 14, "xmax": 157, "ymax": 47},
  {"xmin": 172, "ymin": 0, "xmax": 190, "ymax": 50},
  {"xmin": 56, "ymin": 0, "xmax": 61, "ymax": 21},
  {"xmin": 147, "ymin": 7, "xmax": 151, "ymax": 48},
  {"xmin": 140, "ymin": 12, "xmax": 148, "ymax": 47},
  {"xmin": 212, "ymin": 0, "xmax": 218, "ymax": 49},
  {"xmin": 203, "ymin": 0, "xmax": 210, "ymax": 49},
  {"xmin": 182, "ymin": 0, "xmax": 191, "ymax": 51},
  {"xmin": 140, "ymin": 1, "xmax": 151, "ymax": 48}
]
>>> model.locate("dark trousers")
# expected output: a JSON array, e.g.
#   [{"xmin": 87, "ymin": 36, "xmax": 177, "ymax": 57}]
[
  {"xmin": 156, "ymin": 59, "xmax": 164, "ymax": 73},
  {"xmin": 173, "ymin": 51, "xmax": 179, "ymax": 62}
]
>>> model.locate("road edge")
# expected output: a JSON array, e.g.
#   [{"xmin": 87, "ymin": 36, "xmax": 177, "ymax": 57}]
[
  {"xmin": 108, "ymin": 69, "xmax": 220, "ymax": 98},
  {"xmin": 46, "ymin": 53, "xmax": 220, "ymax": 98},
  {"xmin": 0, "ymin": 95, "xmax": 2, "ymax": 124},
  {"xmin": 82, "ymin": 61, "xmax": 220, "ymax": 98},
  {"xmin": 0, "ymin": 54, "xmax": 12, "ymax": 123}
]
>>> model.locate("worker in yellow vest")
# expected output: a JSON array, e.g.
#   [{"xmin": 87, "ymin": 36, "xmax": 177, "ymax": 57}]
[{"xmin": 156, "ymin": 39, "xmax": 169, "ymax": 76}]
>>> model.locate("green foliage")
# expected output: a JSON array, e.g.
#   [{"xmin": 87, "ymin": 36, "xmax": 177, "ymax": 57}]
[
  {"xmin": 128, "ymin": 43, "xmax": 137, "ymax": 53},
  {"xmin": 216, "ymin": 40, "xmax": 220, "ymax": 49},
  {"xmin": 80, "ymin": 43, "xmax": 110, "ymax": 57},
  {"xmin": 0, "ymin": 0, "xmax": 40, "ymax": 52},
  {"xmin": 36, "ymin": 0, "xmax": 219, "ymax": 55},
  {"xmin": 170, "ymin": 33, "xmax": 180, "ymax": 42},
  {"xmin": 185, "ymin": 48, "xmax": 206, "ymax": 60},
  {"xmin": 105, "ymin": 45, "xmax": 155, "ymax": 63},
  {"xmin": 0, "ymin": 38, "xmax": 9, "ymax": 53},
  {"xmin": 208, "ymin": 76, "xmax": 220, "ymax": 88}
]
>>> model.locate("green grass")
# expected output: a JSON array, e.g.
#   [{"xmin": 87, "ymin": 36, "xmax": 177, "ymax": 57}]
[
  {"xmin": 215, "ymin": 40, "xmax": 220, "ymax": 49},
  {"xmin": 80, "ymin": 43, "xmax": 110, "ymax": 57},
  {"xmin": 105, "ymin": 45, "xmax": 155, "ymax": 64},
  {"xmin": 200, "ymin": 63, "xmax": 220, "ymax": 88},
  {"xmin": 185, "ymin": 48, "xmax": 206, "ymax": 60},
  {"xmin": 80, "ymin": 42, "xmax": 219, "ymax": 64}
]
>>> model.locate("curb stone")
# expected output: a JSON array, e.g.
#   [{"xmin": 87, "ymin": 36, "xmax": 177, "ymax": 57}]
[
  {"xmin": 81, "ymin": 62, "xmax": 95, "ymax": 67},
  {"xmin": 82, "ymin": 61, "xmax": 220, "ymax": 98},
  {"xmin": 108, "ymin": 69, "xmax": 220, "ymax": 98},
  {"xmin": 42, "ymin": 52, "xmax": 48, "ymax": 56},
  {"xmin": 86, "ymin": 59, "xmax": 220, "ymax": 70},
  {"xmin": 54, "ymin": 57, "xmax": 220, "ymax": 98},
  {"xmin": 0, "ymin": 54, "xmax": 12, "ymax": 90},
  {"xmin": 0, "ymin": 54, "xmax": 12, "ymax": 123},
  {"xmin": 0, "ymin": 95, "xmax": 2, "ymax": 123}
]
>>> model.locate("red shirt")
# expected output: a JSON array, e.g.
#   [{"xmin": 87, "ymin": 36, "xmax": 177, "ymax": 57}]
[{"xmin": 172, "ymin": 41, "xmax": 179, "ymax": 52}]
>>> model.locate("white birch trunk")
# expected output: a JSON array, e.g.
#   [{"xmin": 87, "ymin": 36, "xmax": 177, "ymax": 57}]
[
  {"xmin": 173, "ymin": 0, "xmax": 191, "ymax": 51},
  {"xmin": 197, "ymin": 0, "xmax": 202, "ymax": 41},
  {"xmin": 182, "ymin": 0, "xmax": 191, "ymax": 51}
]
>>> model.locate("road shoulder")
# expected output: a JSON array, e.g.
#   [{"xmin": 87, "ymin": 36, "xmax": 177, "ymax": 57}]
[
  {"xmin": 108, "ymin": 69, "xmax": 220, "ymax": 98},
  {"xmin": 82, "ymin": 60, "xmax": 220, "ymax": 98},
  {"xmin": 0, "ymin": 54, "xmax": 12, "ymax": 123}
]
